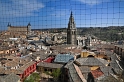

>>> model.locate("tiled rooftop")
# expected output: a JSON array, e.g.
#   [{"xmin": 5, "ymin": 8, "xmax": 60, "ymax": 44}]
[
  {"xmin": 0, "ymin": 55, "xmax": 35, "ymax": 74},
  {"xmin": 0, "ymin": 74, "xmax": 20, "ymax": 82},
  {"xmin": 91, "ymin": 68, "xmax": 104, "ymax": 79},
  {"xmin": 76, "ymin": 58, "xmax": 108, "ymax": 66},
  {"xmin": 68, "ymin": 62, "xmax": 83, "ymax": 82},
  {"xmin": 54, "ymin": 54, "xmax": 74, "ymax": 63},
  {"xmin": 37, "ymin": 62, "xmax": 63, "ymax": 68},
  {"xmin": 79, "ymin": 66, "xmax": 91, "ymax": 73}
]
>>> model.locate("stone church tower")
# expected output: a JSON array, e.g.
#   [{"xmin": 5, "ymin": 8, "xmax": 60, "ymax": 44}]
[
  {"xmin": 27, "ymin": 22, "xmax": 31, "ymax": 35},
  {"xmin": 67, "ymin": 11, "xmax": 77, "ymax": 45}
]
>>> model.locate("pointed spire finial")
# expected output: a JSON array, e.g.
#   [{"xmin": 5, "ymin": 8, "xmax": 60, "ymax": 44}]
[
  {"xmin": 7, "ymin": 22, "xmax": 9, "ymax": 27},
  {"xmin": 28, "ymin": 22, "xmax": 31, "ymax": 26},
  {"xmin": 7, "ymin": 22, "xmax": 11, "ymax": 27},
  {"xmin": 71, "ymin": 11, "xmax": 73, "ymax": 16}
]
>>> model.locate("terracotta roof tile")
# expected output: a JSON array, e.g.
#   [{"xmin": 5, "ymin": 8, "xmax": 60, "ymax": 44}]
[{"xmin": 91, "ymin": 68, "xmax": 104, "ymax": 79}]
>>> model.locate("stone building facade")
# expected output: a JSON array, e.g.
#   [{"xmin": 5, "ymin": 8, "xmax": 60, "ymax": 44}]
[
  {"xmin": 7, "ymin": 23, "xmax": 31, "ymax": 38},
  {"xmin": 114, "ymin": 45, "xmax": 124, "ymax": 59}
]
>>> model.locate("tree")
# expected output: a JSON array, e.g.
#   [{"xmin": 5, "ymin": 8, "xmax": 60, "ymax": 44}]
[
  {"xmin": 24, "ymin": 73, "xmax": 40, "ymax": 82},
  {"xmin": 51, "ymin": 68, "xmax": 61, "ymax": 82}
]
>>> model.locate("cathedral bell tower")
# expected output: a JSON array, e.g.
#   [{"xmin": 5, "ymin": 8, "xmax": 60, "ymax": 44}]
[
  {"xmin": 67, "ymin": 11, "xmax": 77, "ymax": 45},
  {"xmin": 27, "ymin": 22, "xmax": 31, "ymax": 35}
]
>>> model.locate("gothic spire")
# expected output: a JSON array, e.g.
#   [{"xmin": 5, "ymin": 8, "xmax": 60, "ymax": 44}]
[
  {"xmin": 71, "ymin": 11, "xmax": 73, "ymax": 17},
  {"xmin": 28, "ymin": 22, "xmax": 31, "ymax": 26},
  {"xmin": 7, "ymin": 22, "xmax": 11, "ymax": 27},
  {"xmin": 68, "ymin": 11, "xmax": 75, "ymax": 29},
  {"xmin": 7, "ymin": 23, "xmax": 9, "ymax": 27}
]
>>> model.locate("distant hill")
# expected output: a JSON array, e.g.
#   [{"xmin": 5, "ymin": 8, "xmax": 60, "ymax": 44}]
[{"xmin": 78, "ymin": 26, "xmax": 124, "ymax": 42}]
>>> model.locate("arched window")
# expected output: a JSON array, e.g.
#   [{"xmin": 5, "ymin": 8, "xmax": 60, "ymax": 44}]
[
  {"xmin": 74, "ymin": 31, "xmax": 76, "ymax": 35},
  {"xmin": 72, "ymin": 31, "xmax": 73, "ymax": 35}
]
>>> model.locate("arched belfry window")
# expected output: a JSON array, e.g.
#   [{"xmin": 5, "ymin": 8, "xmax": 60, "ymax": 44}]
[
  {"xmin": 72, "ymin": 31, "xmax": 73, "ymax": 35},
  {"xmin": 74, "ymin": 31, "xmax": 76, "ymax": 35}
]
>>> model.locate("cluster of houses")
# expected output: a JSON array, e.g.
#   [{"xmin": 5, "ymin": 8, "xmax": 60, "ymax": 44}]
[{"xmin": 0, "ymin": 35, "xmax": 124, "ymax": 82}]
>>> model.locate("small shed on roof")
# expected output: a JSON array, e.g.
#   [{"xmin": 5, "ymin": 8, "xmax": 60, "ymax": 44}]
[{"xmin": 54, "ymin": 54, "xmax": 74, "ymax": 63}]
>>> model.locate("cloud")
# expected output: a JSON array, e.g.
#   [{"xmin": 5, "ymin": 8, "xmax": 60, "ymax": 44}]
[
  {"xmin": 76, "ymin": 0, "xmax": 109, "ymax": 5},
  {"xmin": 0, "ymin": 0, "xmax": 44, "ymax": 18},
  {"xmin": 119, "ymin": 0, "xmax": 124, "ymax": 1},
  {"xmin": 41, "ymin": 0, "xmax": 59, "ymax": 2},
  {"xmin": 51, "ymin": 9, "xmax": 70, "ymax": 18}
]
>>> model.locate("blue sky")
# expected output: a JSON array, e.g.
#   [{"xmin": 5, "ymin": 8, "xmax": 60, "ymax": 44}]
[{"xmin": 0, "ymin": 0, "xmax": 124, "ymax": 30}]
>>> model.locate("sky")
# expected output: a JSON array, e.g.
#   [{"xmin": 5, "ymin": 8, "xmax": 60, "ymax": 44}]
[{"xmin": 0, "ymin": 0, "xmax": 124, "ymax": 30}]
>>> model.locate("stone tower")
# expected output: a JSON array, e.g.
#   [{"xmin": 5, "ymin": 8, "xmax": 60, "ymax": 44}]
[
  {"xmin": 27, "ymin": 22, "xmax": 31, "ymax": 35},
  {"xmin": 7, "ymin": 22, "xmax": 11, "ymax": 30},
  {"xmin": 67, "ymin": 11, "xmax": 77, "ymax": 45}
]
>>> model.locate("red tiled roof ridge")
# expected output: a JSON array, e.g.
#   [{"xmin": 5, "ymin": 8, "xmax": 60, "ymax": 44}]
[{"xmin": 91, "ymin": 68, "xmax": 104, "ymax": 79}]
